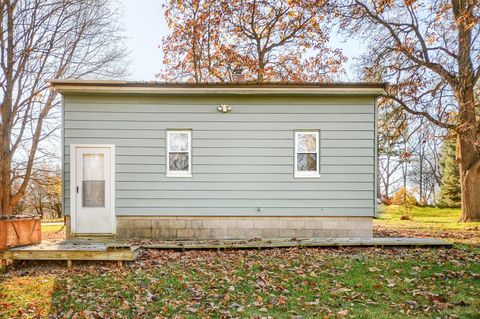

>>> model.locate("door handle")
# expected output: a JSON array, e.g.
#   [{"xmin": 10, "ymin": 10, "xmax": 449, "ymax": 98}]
[{"xmin": 76, "ymin": 186, "xmax": 79, "ymax": 194}]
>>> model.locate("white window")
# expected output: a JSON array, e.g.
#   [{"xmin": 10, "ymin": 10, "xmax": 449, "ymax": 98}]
[
  {"xmin": 294, "ymin": 131, "xmax": 320, "ymax": 178},
  {"xmin": 166, "ymin": 130, "xmax": 192, "ymax": 177}
]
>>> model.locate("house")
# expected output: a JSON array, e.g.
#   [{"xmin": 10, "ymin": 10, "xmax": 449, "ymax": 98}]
[{"xmin": 49, "ymin": 80, "xmax": 385, "ymax": 240}]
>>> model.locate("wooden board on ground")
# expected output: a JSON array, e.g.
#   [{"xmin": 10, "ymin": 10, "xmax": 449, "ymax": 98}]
[
  {"xmin": 142, "ymin": 237, "xmax": 453, "ymax": 250},
  {"xmin": 0, "ymin": 241, "xmax": 140, "ymax": 261}
]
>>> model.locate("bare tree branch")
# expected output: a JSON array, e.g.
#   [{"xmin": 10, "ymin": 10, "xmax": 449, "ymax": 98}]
[{"xmin": 0, "ymin": 0, "xmax": 127, "ymax": 215}]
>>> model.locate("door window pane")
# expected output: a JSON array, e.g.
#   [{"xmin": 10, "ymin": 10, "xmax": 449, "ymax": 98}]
[
  {"xmin": 82, "ymin": 153, "xmax": 105, "ymax": 207},
  {"xmin": 82, "ymin": 181, "xmax": 105, "ymax": 207},
  {"xmin": 83, "ymin": 154, "xmax": 104, "ymax": 180}
]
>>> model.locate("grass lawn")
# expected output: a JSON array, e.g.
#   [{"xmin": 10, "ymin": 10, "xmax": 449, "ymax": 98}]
[
  {"xmin": 40, "ymin": 222, "xmax": 66, "ymax": 241},
  {"xmin": 0, "ymin": 208, "xmax": 479, "ymax": 318},
  {"xmin": 41, "ymin": 224, "xmax": 64, "ymax": 232},
  {"xmin": 375, "ymin": 205, "xmax": 480, "ymax": 245},
  {"xmin": 42, "ymin": 218, "xmax": 64, "ymax": 224}
]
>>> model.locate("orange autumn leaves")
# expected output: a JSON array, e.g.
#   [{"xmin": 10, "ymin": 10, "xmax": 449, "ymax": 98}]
[{"xmin": 160, "ymin": 0, "xmax": 346, "ymax": 83}]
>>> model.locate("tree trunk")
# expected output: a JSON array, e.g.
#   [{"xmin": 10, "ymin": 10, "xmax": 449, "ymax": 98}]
[
  {"xmin": 456, "ymin": 88, "xmax": 480, "ymax": 222},
  {"xmin": 432, "ymin": 184, "xmax": 436, "ymax": 205},
  {"xmin": 419, "ymin": 150, "xmax": 424, "ymax": 205},
  {"xmin": 453, "ymin": 0, "xmax": 480, "ymax": 221},
  {"xmin": 0, "ymin": 135, "xmax": 13, "ymax": 215},
  {"xmin": 54, "ymin": 205, "xmax": 62, "ymax": 219},
  {"xmin": 458, "ymin": 137, "xmax": 480, "ymax": 221},
  {"xmin": 459, "ymin": 159, "xmax": 480, "ymax": 221},
  {"xmin": 0, "ymin": 3, "xmax": 14, "ymax": 216}
]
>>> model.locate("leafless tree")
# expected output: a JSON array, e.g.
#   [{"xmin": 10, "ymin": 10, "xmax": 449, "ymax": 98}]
[
  {"xmin": 0, "ymin": 0, "xmax": 127, "ymax": 215},
  {"xmin": 377, "ymin": 99, "xmax": 408, "ymax": 201},
  {"xmin": 22, "ymin": 163, "xmax": 62, "ymax": 219}
]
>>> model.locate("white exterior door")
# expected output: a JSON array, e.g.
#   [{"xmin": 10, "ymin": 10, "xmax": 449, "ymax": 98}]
[{"xmin": 72, "ymin": 146, "xmax": 115, "ymax": 234}]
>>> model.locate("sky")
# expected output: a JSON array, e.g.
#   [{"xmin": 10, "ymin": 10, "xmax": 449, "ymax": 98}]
[{"xmin": 117, "ymin": 0, "xmax": 365, "ymax": 81}]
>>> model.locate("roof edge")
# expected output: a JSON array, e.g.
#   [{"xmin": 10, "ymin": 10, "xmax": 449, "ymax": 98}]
[{"xmin": 47, "ymin": 79, "xmax": 387, "ymax": 96}]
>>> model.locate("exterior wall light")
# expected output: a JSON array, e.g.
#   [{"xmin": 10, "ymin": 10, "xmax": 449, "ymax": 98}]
[{"xmin": 217, "ymin": 105, "xmax": 232, "ymax": 113}]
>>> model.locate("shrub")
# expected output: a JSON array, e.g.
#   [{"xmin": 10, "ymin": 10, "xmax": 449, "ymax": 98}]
[{"xmin": 392, "ymin": 188, "xmax": 417, "ymax": 219}]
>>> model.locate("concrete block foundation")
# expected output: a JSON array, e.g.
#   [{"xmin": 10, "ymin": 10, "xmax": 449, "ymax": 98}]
[{"xmin": 113, "ymin": 216, "xmax": 373, "ymax": 240}]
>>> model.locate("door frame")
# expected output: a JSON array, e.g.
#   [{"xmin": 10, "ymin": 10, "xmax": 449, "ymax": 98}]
[{"xmin": 70, "ymin": 144, "xmax": 116, "ymax": 235}]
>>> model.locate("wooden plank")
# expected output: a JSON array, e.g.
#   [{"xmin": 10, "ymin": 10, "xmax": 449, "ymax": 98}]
[
  {"xmin": 142, "ymin": 237, "xmax": 453, "ymax": 250},
  {"xmin": 0, "ymin": 250, "xmax": 136, "ymax": 261},
  {"xmin": 0, "ymin": 238, "xmax": 451, "ymax": 264},
  {"xmin": 0, "ymin": 243, "xmax": 140, "ymax": 261}
]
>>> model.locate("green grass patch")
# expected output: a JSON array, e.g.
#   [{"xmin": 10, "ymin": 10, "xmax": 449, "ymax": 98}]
[
  {"xmin": 0, "ymin": 275, "xmax": 56, "ymax": 318},
  {"xmin": 376, "ymin": 205, "xmax": 480, "ymax": 231},
  {"xmin": 41, "ymin": 223, "xmax": 64, "ymax": 233},
  {"xmin": 42, "ymin": 218, "xmax": 63, "ymax": 223},
  {"xmin": 1, "ymin": 248, "xmax": 475, "ymax": 319}
]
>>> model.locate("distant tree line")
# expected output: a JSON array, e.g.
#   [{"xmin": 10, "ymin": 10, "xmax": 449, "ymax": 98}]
[{"xmin": 14, "ymin": 164, "xmax": 62, "ymax": 219}]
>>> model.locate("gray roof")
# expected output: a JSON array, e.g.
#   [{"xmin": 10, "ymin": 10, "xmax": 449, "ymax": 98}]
[{"xmin": 47, "ymin": 79, "xmax": 387, "ymax": 96}]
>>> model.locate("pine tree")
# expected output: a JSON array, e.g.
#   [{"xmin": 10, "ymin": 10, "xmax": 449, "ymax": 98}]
[{"xmin": 438, "ymin": 138, "xmax": 461, "ymax": 208}]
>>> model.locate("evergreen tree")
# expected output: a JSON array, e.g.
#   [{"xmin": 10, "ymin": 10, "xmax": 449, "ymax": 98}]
[{"xmin": 438, "ymin": 138, "xmax": 461, "ymax": 208}]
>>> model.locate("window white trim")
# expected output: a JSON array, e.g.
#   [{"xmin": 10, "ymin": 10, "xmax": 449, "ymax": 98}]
[
  {"xmin": 166, "ymin": 130, "xmax": 192, "ymax": 177},
  {"xmin": 294, "ymin": 131, "xmax": 320, "ymax": 178}
]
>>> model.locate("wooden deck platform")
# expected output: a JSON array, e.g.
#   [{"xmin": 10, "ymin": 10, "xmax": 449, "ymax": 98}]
[
  {"xmin": 0, "ymin": 237, "xmax": 452, "ymax": 270},
  {"xmin": 0, "ymin": 240, "xmax": 140, "ymax": 269},
  {"xmin": 142, "ymin": 237, "xmax": 453, "ymax": 250}
]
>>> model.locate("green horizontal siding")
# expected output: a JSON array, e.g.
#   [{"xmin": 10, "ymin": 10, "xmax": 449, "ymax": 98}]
[
  {"xmin": 112, "ymin": 181, "xmax": 374, "ymax": 191},
  {"xmin": 65, "ymin": 198, "xmax": 373, "ymax": 208},
  {"xmin": 65, "ymin": 129, "xmax": 374, "ymax": 140},
  {"xmin": 65, "ymin": 112, "xmax": 374, "ymax": 122},
  {"xmin": 115, "ymin": 190, "xmax": 374, "ymax": 200},
  {"xmin": 65, "ymin": 155, "xmax": 373, "ymax": 165},
  {"xmin": 65, "ymin": 95, "xmax": 374, "ymax": 105},
  {"xmin": 63, "ymin": 95, "xmax": 376, "ymax": 217},
  {"xmin": 64, "ymin": 164, "xmax": 374, "ymax": 175},
  {"xmin": 65, "ymin": 120, "xmax": 373, "ymax": 131},
  {"xmin": 64, "ymin": 137, "xmax": 374, "ymax": 148},
  {"xmin": 66, "ymin": 104, "xmax": 374, "ymax": 114},
  {"xmin": 65, "ymin": 172, "xmax": 373, "ymax": 182},
  {"xmin": 107, "ymin": 207, "xmax": 374, "ymax": 216},
  {"xmin": 65, "ymin": 146, "xmax": 374, "ymax": 157}
]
